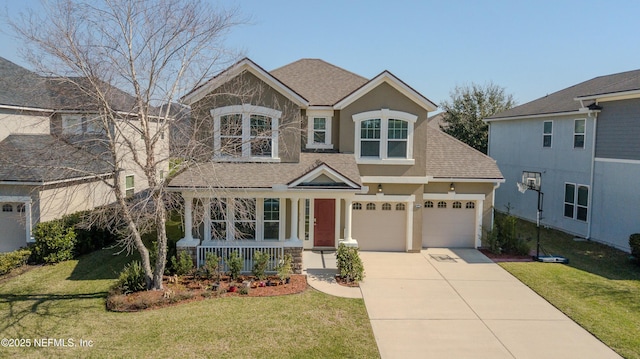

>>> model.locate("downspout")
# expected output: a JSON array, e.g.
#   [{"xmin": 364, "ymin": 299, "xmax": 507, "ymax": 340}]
[{"xmin": 586, "ymin": 106, "xmax": 598, "ymax": 240}]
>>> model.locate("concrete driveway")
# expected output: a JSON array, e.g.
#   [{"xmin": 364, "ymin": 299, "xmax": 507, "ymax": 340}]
[{"xmin": 358, "ymin": 248, "xmax": 621, "ymax": 359}]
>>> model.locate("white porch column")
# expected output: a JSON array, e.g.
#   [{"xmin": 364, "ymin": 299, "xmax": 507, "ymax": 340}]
[
  {"xmin": 288, "ymin": 197, "xmax": 300, "ymax": 242},
  {"xmin": 475, "ymin": 199, "xmax": 484, "ymax": 248},
  {"xmin": 25, "ymin": 201, "xmax": 34, "ymax": 243},
  {"xmin": 340, "ymin": 198, "xmax": 358, "ymax": 247},
  {"xmin": 406, "ymin": 200, "xmax": 414, "ymax": 251},
  {"xmin": 203, "ymin": 198, "xmax": 212, "ymax": 243},
  {"xmin": 177, "ymin": 193, "xmax": 199, "ymax": 247}
]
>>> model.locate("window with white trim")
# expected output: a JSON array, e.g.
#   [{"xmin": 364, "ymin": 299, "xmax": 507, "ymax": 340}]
[
  {"xmin": 263, "ymin": 198, "xmax": 280, "ymax": 240},
  {"xmin": 125, "ymin": 175, "xmax": 135, "ymax": 198},
  {"xmin": 211, "ymin": 199, "xmax": 227, "ymax": 239},
  {"xmin": 212, "ymin": 105, "xmax": 281, "ymax": 160},
  {"xmin": 353, "ymin": 109, "xmax": 416, "ymax": 164},
  {"xmin": 382, "ymin": 203, "xmax": 392, "ymax": 211},
  {"xmin": 543, "ymin": 121, "xmax": 553, "ymax": 148},
  {"xmin": 574, "ymin": 119, "xmax": 585, "ymax": 149},
  {"xmin": 62, "ymin": 114, "xmax": 104, "ymax": 135},
  {"xmin": 234, "ymin": 198, "xmax": 256, "ymax": 240},
  {"xmin": 564, "ymin": 183, "xmax": 589, "ymax": 222},
  {"xmin": 306, "ymin": 111, "xmax": 333, "ymax": 149}
]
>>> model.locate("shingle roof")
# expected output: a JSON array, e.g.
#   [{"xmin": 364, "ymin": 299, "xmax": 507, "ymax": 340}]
[
  {"xmin": 426, "ymin": 127, "xmax": 503, "ymax": 179},
  {"xmin": 169, "ymin": 153, "xmax": 361, "ymax": 189},
  {"xmin": 0, "ymin": 57, "xmax": 52, "ymax": 109},
  {"xmin": 0, "ymin": 134, "xmax": 112, "ymax": 182},
  {"xmin": 489, "ymin": 69, "xmax": 640, "ymax": 119},
  {"xmin": 270, "ymin": 59, "xmax": 368, "ymax": 106}
]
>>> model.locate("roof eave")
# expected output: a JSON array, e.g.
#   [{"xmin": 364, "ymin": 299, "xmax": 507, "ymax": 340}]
[
  {"xmin": 575, "ymin": 89, "xmax": 640, "ymax": 102},
  {"xmin": 484, "ymin": 110, "xmax": 585, "ymax": 122}
]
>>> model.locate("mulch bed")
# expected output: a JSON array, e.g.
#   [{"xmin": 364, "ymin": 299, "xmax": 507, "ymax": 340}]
[
  {"xmin": 107, "ymin": 274, "xmax": 308, "ymax": 312},
  {"xmin": 335, "ymin": 276, "xmax": 360, "ymax": 287},
  {"xmin": 479, "ymin": 248, "xmax": 534, "ymax": 263}
]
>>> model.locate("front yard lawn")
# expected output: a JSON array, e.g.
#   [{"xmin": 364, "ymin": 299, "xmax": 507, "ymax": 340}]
[
  {"xmin": 499, "ymin": 218, "xmax": 640, "ymax": 359},
  {"xmin": 0, "ymin": 248, "xmax": 379, "ymax": 358}
]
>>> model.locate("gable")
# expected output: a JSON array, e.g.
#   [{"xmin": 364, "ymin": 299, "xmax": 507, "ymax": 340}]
[{"xmin": 288, "ymin": 163, "xmax": 361, "ymax": 189}]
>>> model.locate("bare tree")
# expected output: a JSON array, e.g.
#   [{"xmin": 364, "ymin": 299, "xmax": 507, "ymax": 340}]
[{"xmin": 8, "ymin": 0, "xmax": 241, "ymax": 289}]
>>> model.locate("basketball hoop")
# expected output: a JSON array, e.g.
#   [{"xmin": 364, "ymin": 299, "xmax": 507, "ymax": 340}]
[{"xmin": 517, "ymin": 182, "xmax": 528, "ymax": 193}]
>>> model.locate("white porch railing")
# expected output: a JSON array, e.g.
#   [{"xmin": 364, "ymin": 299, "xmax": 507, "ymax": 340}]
[{"xmin": 196, "ymin": 241, "xmax": 287, "ymax": 273}]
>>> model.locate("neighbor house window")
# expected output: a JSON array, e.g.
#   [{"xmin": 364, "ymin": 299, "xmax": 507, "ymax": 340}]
[
  {"xmin": 212, "ymin": 105, "xmax": 281, "ymax": 160},
  {"xmin": 543, "ymin": 121, "xmax": 553, "ymax": 147},
  {"xmin": 2, "ymin": 204, "xmax": 13, "ymax": 212},
  {"xmin": 263, "ymin": 198, "xmax": 280, "ymax": 240},
  {"xmin": 353, "ymin": 202, "xmax": 362, "ymax": 210},
  {"xmin": 466, "ymin": 202, "xmax": 475, "ymax": 209},
  {"xmin": 306, "ymin": 111, "xmax": 333, "ymax": 149},
  {"xmin": 125, "ymin": 175, "xmax": 134, "ymax": 197},
  {"xmin": 353, "ymin": 109, "xmax": 417, "ymax": 164},
  {"xmin": 574, "ymin": 119, "xmax": 585, "ymax": 149},
  {"xmin": 62, "ymin": 114, "xmax": 103, "ymax": 135},
  {"xmin": 437, "ymin": 201, "xmax": 447, "ymax": 209},
  {"xmin": 17, "ymin": 203, "xmax": 25, "ymax": 212},
  {"xmin": 564, "ymin": 183, "xmax": 589, "ymax": 221},
  {"xmin": 382, "ymin": 203, "xmax": 392, "ymax": 211}
]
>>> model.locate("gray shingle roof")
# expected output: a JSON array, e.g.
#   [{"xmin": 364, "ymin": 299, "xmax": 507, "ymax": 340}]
[
  {"xmin": 270, "ymin": 59, "xmax": 368, "ymax": 106},
  {"xmin": 0, "ymin": 57, "xmax": 52, "ymax": 109},
  {"xmin": 489, "ymin": 69, "xmax": 640, "ymax": 119},
  {"xmin": 169, "ymin": 152, "xmax": 361, "ymax": 189},
  {"xmin": 0, "ymin": 134, "xmax": 112, "ymax": 182},
  {"xmin": 426, "ymin": 127, "xmax": 503, "ymax": 179}
]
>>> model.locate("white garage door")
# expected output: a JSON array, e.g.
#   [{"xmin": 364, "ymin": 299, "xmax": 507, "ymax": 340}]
[
  {"xmin": 422, "ymin": 200, "xmax": 476, "ymax": 248},
  {"xmin": 0, "ymin": 203, "xmax": 27, "ymax": 252},
  {"xmin": 352, "ymin": 201, "xmax": 406, "ymax": 251}
]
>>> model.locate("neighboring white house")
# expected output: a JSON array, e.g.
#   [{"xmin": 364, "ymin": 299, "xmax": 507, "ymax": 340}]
[
  {"xmin": 0, "ymin": 57, "xmax": 169, "ymax": 252},
  {"xmin": 486, "ymin": 69, "xmax": 640, "ymax": 252}
]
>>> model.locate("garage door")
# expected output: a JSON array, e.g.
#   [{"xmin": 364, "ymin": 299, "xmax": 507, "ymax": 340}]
[
  {"xmin": 352, "ymin": 201, "xmax": 406, "ymax": 251},
  {"xmin": 422, "ymin": 200, "xmax": 476, "ymax": 248},
  {"xmin": 0, "ymin": 203, "xmax": 27, "ymax": 252}
]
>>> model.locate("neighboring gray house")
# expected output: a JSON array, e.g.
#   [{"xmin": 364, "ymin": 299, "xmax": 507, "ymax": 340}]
[{"xmin": 486, "ymin": 69, "xmax": 640, "ymax": 252}]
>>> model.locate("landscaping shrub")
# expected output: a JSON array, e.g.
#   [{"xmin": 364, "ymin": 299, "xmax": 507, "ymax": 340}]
[
  {"xmin": 277, "ymin": 253, "xmax": 293, "ymax": 281},
  {"xmin": 630, "ymin": 233, "xmax": 640, "ymax": 264},
  {"xmin": 486, "ymin": 212, "xmax": 530, "ymax": 256},
  {"xmin": 336, "ymin": 243, "xmax": 364, "ymax": 283},
  {"xmin": 203, "ymin": 252, "xmax": 221, "ymax": 281},
  {"xmin": 61, "ymin": 211, "xmax": 116, "ymax": 256},
  {"xmin": 32, "ymin": 220, "xmax": 77, "ymax": 264},
  {"xmin": 112, "ymin": 260, "xmax": 146, "ymax": 294},
  {"xmin": 0, "ymin": 248, "xmax": 32, "ymax": 275},
  {"xmin": 226, "ymin": 251, "xmax": 243, "ymax": 280},
  {"xmin": 171, "ymin": 250, "xmax": 194, "ymax": 276},
  {"xmin": 252, "ymin": 250, "xmax": 270, "ymax": 280}
]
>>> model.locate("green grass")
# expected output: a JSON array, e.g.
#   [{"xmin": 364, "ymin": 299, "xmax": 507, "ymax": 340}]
[
  {"xmin": 500, "ymin": 217, "xmax": 640, "ymax": 359},
  {"xmin": 0, "ymin": 248, "xmax": 379, "ymax": 358}
]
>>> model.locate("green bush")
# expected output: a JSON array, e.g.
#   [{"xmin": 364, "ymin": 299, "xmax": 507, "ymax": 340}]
[
  {"xmin": 203, "ymin": 252, "xmax": 221, "ymax": 281},
  {"xmin": 630, "ymin": 234, "xmax": 640, "ymax": 264},
  {"xmin": 336, "ymin": 243, "xmax": 364, "ymax": 283},
  {"xmin": 171, "ymin": 250, "xmax": 194, "ymax": 276},
  {"xmin": 252, "ymin": 251, "xmax": 270, "ymax": 280},
  {"xmin": 226, "ymin": 251, "xmax": 243, "ymax": 280},
  {"xmin": 61, "ymin": 211, "xmax": 116, "ymax": 256},
  {"xmin": 113, "ymin": 260, "xmax": 146, "ymax": 294},
  {"xmin": 486, "ymin": 212, "xmax": 530, "ymax": 256},
  {"xmin": 276, "ymin": 253, "xmax": 293, "ymax": 281},
  {"xmin": 33, "ymin": 220, "xmax": 77, "ymax": 264},
  {"xmin": 0, "ymin": 249, "xmax": 32, "ymax": 275}
]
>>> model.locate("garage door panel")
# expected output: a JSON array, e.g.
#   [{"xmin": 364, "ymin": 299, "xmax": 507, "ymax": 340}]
[
  {"xmin": 352, "ymin": 202, "xmax": 405, "ymax": 251},
  {"xmin": 422, "ymin": 201, "xmax": 475, "ymax": 248},
  {"xmin": 0, "ymin": 207, "xmax": 27, "ymax": 252}
]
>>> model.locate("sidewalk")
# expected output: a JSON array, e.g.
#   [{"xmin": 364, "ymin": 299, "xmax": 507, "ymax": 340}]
[{"xmin": 302, "ymin": 250, "xmax": 362, "ymax": 299}]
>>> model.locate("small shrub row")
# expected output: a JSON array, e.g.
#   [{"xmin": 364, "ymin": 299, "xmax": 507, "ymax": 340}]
[
  {"xmin": 482, "ymin": 211, "xmax": 530, "ymax": 256},
  {"xmin": 112, "ymin": 260, "xmax": 147, "ymax": 294},
  {"xmin": 0, "ymin": 248, "xmax": 32, "ymax": 275},
  {"xmin": 336, "ymin": 243, "xmax": 364, "ymax": 283}
]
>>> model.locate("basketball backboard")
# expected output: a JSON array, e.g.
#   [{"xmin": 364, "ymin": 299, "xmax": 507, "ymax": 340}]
[{"xmin": 521, "ymin": 171, "xmax": 541, "ymax": 191}]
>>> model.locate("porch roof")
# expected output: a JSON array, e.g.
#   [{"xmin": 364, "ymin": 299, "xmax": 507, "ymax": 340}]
[{"xmin": 168, "ymin": 152, "xmax": 362, "ymax": 190}]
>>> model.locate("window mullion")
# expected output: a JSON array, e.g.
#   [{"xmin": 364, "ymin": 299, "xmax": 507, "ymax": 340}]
[
  {"xmin": 380, "ymin": 115, "xmax": 388, "ymax": 159},
  {"xmin": 256, "ymin": 198, "xmax": 264, "ymax": 241},
  {"xmin": 242, "ymin": 114, "xmax": 251, "ymax": 157}
]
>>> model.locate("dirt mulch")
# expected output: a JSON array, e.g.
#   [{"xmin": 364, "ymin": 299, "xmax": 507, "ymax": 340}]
[
  {"xmin": 479, "ymin": 248, "xmax": 534, "ymax": 263},
  {"xmin": 107, "ymin": 274, "xmax": 308, "ymax": 312}
]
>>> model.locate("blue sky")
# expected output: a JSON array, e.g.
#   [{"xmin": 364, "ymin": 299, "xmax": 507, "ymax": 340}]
[{"xmin": 2, "ymin": 0, "xmax": 639, "ymax": 108}]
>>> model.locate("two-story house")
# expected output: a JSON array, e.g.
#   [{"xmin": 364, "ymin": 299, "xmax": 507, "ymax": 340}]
[
  {"xmin": 169, "ymin": 58, "xmax": 503, "ymax": 268},
  {"xmin": 486, "ymin": 69, "xmax": 640, "ymax": 252},
  {"xmin": 0, "ymin": 57, "xmax": 169, "ymax": 252}
]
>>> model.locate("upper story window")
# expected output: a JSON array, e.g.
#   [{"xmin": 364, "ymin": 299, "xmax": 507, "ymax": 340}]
[
  {"xmin": 306, "ymin": 110, "xmax": 333, "ymax": 149},
  {"xmin": 62, "ymin": 114, "xmax": 104, "ymax": 135},
  {"xmin": 353, "ymin": 109, "xmax": 417, "ymax": 165},
  {"xmin": 543, "ymin": 121, "xmax": 553, "ymax": 148},
  {"xmin": 212, "ymin": 105, "xmax": 281, "ymax": 160},
  {"xmin": 574, "ymin": 119, "xmax": 585, "ymax": 149},
  {"xmin": 125, "ymin": 175, "xmax": 135, "ymax": 198}
]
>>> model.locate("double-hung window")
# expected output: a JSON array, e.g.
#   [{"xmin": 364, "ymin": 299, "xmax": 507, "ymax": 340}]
[
  {"xmin": 125, "ymin": 175, "xmax": 135, "ymax": 198},
  {"xmin": 564, "ymin": 183, "xmax": 589, "ymax": 221},
  {"xmin": 543, "ymin": 121, "xmax": 553, "ymax": 148},
  {"xmin": 212, "ymin": 105, "xmax": 281, "ymax": 160},
  {"xmin": 353, "ymin": 109, "xmax": 416, "ymax": 165},
  {"xmin": 574, "ymin": 119, "xmax": 585, "ymax": 149},
  {"xmin": 209, "ymin": 198, "xmax": 281, "ymax": 241},
  {"xmin": 263, "ymin": 199, "xmax": 280, "ymax": 240},
  {"xmin": 306, "ymin": 110, "xmax": 334, "ymax": 149}
]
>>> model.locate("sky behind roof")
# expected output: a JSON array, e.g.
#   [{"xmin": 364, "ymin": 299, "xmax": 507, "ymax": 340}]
[{"xmin": 1, "ymin": 0, "xmax": 639, "ymax": 110}]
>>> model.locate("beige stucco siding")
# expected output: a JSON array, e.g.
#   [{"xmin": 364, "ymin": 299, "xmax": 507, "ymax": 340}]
[
  {"xmin": 38, "ymin": 180, "xmax": 114, "ymax": 222},
  {"xmin": 0, "ymin": 110, "xmax": 50, "ymax": 142},
  {"xmin": 190, "ymin": 71, "xmax": 302, "ymax": 163}
]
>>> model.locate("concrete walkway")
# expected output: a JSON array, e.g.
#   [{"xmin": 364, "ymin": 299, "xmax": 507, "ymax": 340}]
[
  {"xmin": 359, "ymin": 248, "xmax": 622, "ymax": 359},
  {"xmin": 302, "ymin": 250, "xmax": 361, "ymax": 299}
]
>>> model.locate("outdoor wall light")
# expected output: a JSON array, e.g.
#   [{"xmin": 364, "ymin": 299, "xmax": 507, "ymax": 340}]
[
  {"xmin": 449, "ymin": 183, "xmax": 455, "ymax": 192},
  {"xmin": 377, "ymin": 184, "xmax": 383, "ymax": 193}
]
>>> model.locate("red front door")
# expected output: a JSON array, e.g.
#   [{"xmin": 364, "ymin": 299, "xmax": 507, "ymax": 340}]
[{"xmin": 314, "ymin": 199, "xmax": 335, "ymax": 247}]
